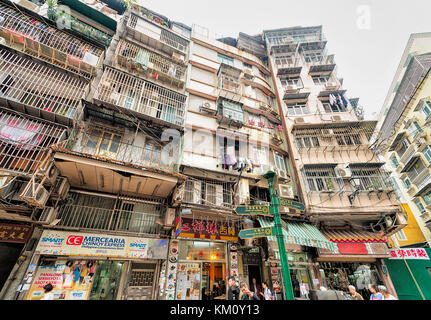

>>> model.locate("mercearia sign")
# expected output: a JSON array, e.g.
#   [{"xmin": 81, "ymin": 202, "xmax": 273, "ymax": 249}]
[{"xmin": 36, "ymin": 230, "xmax": 168, "ymax": 259}]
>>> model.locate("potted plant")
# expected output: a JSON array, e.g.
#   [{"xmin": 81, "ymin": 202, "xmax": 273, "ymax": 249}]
[{"xmin": 46, "ymin": 0, "xmax": 58, "ymax": 21}]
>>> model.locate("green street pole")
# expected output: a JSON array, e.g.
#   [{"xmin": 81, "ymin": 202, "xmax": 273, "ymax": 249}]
[{"xmin": 264, "ymin": 170, "xmax": 295, "ymax": 300}]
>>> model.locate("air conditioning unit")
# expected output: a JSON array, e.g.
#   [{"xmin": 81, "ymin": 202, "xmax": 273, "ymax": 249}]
[
  {"xmin": 20, "ymin": 181, "xmax": 49, "ymax": 208},
  {"xmin": 276, "ymin": 168, "xmax": 289, "ymax": 181},
  {"xmin": 199, "ymin": 101, "xmax": 217, "ymax": 115},
  {"xmin": 43, "ymin": 162, "xmax": 59, "ymax": 185},
  {"xmin": 331, "ymin": 115, "xmax": 342, "ymax": 122},
  {"xmin": 325, "ymin": 82, "xmax": 338, "ymax": 90},
  {"xmin": 278, "ymin": 183, "xmax": 294, "ymax": 199},
  {"xmin": 52, "ymin": 177, "xmax": 70, "ymax": 200},
  {"xmin": 171, "ymin": 183, "xmax": 185, "ymax": 206},
  {"xmin": 164, "ymin": 207, "xmax": 176, "ymax": 227},
  {"xmin": 335, "ymin": 164, "xmax": 352, "ymax": 178},
  {"xmin": 39, "ymin": 207, "xmax": 58, "ymax": 224},
  {"xmin": 285, "ymin": 85, "xmax": 299, "ymax": 93},
  {"xmin": 259, "ymin": 102, "xmax": 269, "ymax": 111},
  {"xmin": 294, "ymin": 117, "xmax": 305, "ymax": 124},
  {"xmin": 172, "ymin": 52, "xmax": 185, "ymax": 62}
]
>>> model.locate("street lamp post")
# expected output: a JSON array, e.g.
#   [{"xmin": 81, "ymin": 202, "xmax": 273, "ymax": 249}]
[{"xmin": 264, "ymin": 170, "xmax": 295, "ymax": 300}]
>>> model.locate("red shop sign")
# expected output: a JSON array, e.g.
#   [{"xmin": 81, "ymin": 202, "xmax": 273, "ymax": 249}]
[{"xmin": 178, "ymin": 217, "xmax": 238, "ymax": 241}]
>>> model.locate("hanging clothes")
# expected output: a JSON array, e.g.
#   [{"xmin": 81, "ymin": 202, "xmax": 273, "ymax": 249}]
[
  {"xmin": 329, "ymin": 94, "xmax": 337, "ymax": 106},
  {"xmin": 133, "ymin": 48, "xmax": 150, "ymax": 70}
]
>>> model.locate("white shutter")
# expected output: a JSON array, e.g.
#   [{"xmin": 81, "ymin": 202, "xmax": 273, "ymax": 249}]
[
  {"xmin": 215, "ymin": 184, "xmax": 223, "ymax": 206},
  {"xmin": 193, "ymin": 180, "xmax": 202, "ymax": 204}
]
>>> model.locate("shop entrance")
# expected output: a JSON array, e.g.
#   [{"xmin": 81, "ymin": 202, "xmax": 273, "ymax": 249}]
[
  {"xmin": 247, "ymin": 265, "xmax": 262, "ymax": 289},
  {"xmin": 88, "ymin": 261, "xmax": 124, "ymax": 300},
  {"xmin": 176, "ymin": 261, "xmax": 226, "ymax": 300},
  {"xmin": 176, "ymin": 240, "xmax": 228, "ymax": 300},
  {"xmin": 202, "ymin": 262, "xmax": 226, "ymax": 300}
]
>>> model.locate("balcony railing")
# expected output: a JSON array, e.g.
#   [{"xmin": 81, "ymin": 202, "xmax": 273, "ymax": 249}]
[
  {"xmin": 56, "ymin": 202, "xmax": 162, "ymax": 235},
  {"xmin": 67, "ymin": 128, "xmax": 176, "ymax": 172},
  {"xmin": 0, "ymin": 3, "xmax": 104, "ymax": 78},
  {"xmin": 95, "ymin": 67, "xmax": 186, "ymax": 127},
  {"xmin": 0, "ymin": 108, "xmax": 66, "ymax": 175},
  {"xmin": 0, "ymin": 48, "xmax": 88, "ymax": 124},
  {"xmin": 127, "ymin": 13, "xmax": 189, "ymax": 56},
  {"xmin": 116, "ymin": 39, "xmax": 187, "ymax": 88},
  {"xmin": 352, "ymin": 174, "xmax": 392, "ymax": 191}
]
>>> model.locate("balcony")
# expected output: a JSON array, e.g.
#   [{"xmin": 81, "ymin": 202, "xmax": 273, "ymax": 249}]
[
  {"xmin": 126, "ymin": 13, "xmax": 189, "ymax": 61},
  {"xmin": 55, "ymin": 193, "xmax": 163, "ymax": 235},
  {"xmin": 308, "ymin": 54, "xmax": 336, "ymax": 75},
  {"xmin": 0, "ymin": 3, "xmax": 104, "ymax": 78},
  {"xmin": 217, "ymin": 63, "xmax": 242, "ymax": 103},
  {"xmin": 268, "ymin": 31, "xmax": 327, "ymax": 54},
  {"xmin": 0, "ymin": 107, "xmax": 66, "ymax": 176},
  {"xmin": 95, "ymin": 67, "xmax": 186, "ymax": 128},
  {"xmin": 276, "ymin": 61, "xmax": 302, "ymax": 77},
  {"xmin": 0, "ymin": 47, "xmax": 88, "ymax": 125},
  {"xmin": 117, "ymin": 39, "xmax": 187, "ymax": 89},
  {"xmin": 67, "ymin": 126, "xmax": 176, "ymax": 173},
  {"xmin": 216, "ymin": 98, "xmax": 244, "ymax": 128}
]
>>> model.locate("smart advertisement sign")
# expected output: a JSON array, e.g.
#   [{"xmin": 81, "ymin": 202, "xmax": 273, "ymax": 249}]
[{"xmin": 36, "ymin": 230, "xmax": 168, "ymax": 259}]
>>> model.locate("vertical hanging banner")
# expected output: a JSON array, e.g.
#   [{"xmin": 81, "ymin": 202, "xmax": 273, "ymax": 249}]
[{"xmin": 165, "ymin": 239, "xmax": 179, "ymax": 300}]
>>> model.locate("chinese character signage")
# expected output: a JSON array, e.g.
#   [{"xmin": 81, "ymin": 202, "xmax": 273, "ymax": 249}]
[
  {"xmin": 0, "ymin": 223, "xmax": 32, "ymax": 243},
  {"xmin": 389, "ymin": 248, "xmax": 430, "ymax": 260},
  {"xmin": 178, "ymin": 217, "xmax": 238, "ymax": 241},
  {"xmin": 239, "ymin": 227, "xmax": 273, "ymax": 239},
  {"xmin": 36, "ymin": 230, "xmax": 168, "ymax": 259},
  {"xmin": 235, "ymin": 205, "xmax": 271, "ymax": 216}
]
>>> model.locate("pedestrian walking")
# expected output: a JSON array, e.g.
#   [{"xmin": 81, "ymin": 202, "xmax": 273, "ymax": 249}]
[
  {"xmin": 378, "ymin": 286, "xmax": 398, "ymax": 300},
  {"xmin": 41, "ymin": 283, "xmax": 54, "ymax": 300},
  {"xmin": 250, "ymin": 278, "xmax": 262, "ymax": 298},
  {"xmin": 240, "ymin": 282, "xmax": 259, "ymax": 300},
  {"xmin": 368, "ymin": 284, "xmax": 383, "ymax": 300},
  {"xmin": 348, "ymin": 285, "xmax": 364, "ymax": 300},
  {"xmin": 260, "ymin": 282, "xmax": 273, "ymax": 300},
  {"xmin": 227, "ymin": 276, "xmax": 240, "ymax": 300}
]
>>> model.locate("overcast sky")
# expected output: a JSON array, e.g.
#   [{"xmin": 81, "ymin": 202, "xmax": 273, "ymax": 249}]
[{"xmin": 137, "ymin": 0, "xmax": 431, "ymax": 120}]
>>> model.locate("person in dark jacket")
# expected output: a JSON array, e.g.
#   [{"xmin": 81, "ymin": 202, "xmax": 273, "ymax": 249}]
[
  {"xmin": 240, "ymin": 282, "xmax": 259, "ymax": 300},
  {"xmin": 227, "ymin": 276, "xmax": 240, "ymax": 300}
]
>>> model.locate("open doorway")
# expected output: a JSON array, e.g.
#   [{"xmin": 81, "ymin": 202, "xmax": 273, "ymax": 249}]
[
  {"xmin": 201, "ymin": 262, "xmax": 226, "ymax": 300},
  {"xmin": 248, "ymin": 265, "xmax": 262, "ymax": 294}
]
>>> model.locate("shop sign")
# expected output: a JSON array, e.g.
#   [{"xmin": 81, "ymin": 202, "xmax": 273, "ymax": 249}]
[
  {"xmin": 389, "ymin": 248, "xmax": 429, "ymax": 260},
  {"xmin": 239, "ymin": 227, "xmax": 273, "ymax": 239},
  {"xmin": 0, "ymin": 223, "xmax": 32, "ymax": 243},
  {"xmin": 178, "ymin": 217, "xmax": 238, "ymax": 241},
  {"xmin": 235, "ymin": 205, "xmax": 271, "ymax": 216},
  {"xmin": 36, "ymin": 230, "xmax": 168, "ymax": 259},
  {"xmin": 279, "ymin": 199, "xmax": 305, "ymax": 211}
]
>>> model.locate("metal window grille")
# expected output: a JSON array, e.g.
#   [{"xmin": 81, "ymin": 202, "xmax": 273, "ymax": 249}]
[
  {"xmin": 183, "ymin": 177, "xmax": 233, "ymax": 208},
  {"xmin": 0, "ymin": 3, "xmax": 103, "ymax": 78},
  {"xmin": 56, "ymin": 192, "xmax": 163, "ymax": 235},
  {"xmin": 303, "ymin": 166, "xmax": 343, "ymax": 192},
  {"xmin": 97, "ymin": 67, "xmax": 186, "ymax": 126},
  {"xmin": 0, "ymin": 108, "xmax": 66, "ymax": 175},
  {"xmin": 0, "ymin": 48, "xmax": 88, "ymax": 118},
  {"xmin": 116, "ymin": 39, "xmax": 187, "ymax": 83}
]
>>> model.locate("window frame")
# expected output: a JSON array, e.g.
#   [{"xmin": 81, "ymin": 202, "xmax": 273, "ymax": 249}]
[
  {"xmin": 286, "ymin": 102, "xmax": 309, "ymax": 116},
  {"xmin": 86, "ymin": 127, "xmax": 123, "ymax": 157}
]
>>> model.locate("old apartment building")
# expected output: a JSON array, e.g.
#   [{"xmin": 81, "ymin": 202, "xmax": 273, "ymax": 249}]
[{"xmin": 0, "ymin": 0, "xmax": 408, "ymax": 300}]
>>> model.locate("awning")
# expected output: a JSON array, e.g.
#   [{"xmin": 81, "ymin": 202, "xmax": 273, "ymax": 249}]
[
  {"xmin": 400, "ymin": 155, "xmax": 420, "ymax": 173},
  {"xmin": 320, "ymin": 229, "xmax": 387, "ymax": 243},
  {"xmin": 415, "ymin": 182, "xmax": 431, "ymax": 197},
  {"xmin": 258, "ymin": 217, "xmax": 336, "ymax": 251},
  {"xmin": 59, "ymin": 0, "xmax": 117, "ymax": 32}
]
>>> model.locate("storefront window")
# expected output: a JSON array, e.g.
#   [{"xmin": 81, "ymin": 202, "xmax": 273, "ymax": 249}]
[
  {"xmin": 88, "ymin": 261, "xmax": 124, "ymax": 300},
  {"xmin": 318, "ymin": 262, "xmax": 384, "ymax": 300},
  {"xmin": 179, "ymin": 241, "xmax": 226, "ymax": 261}
]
